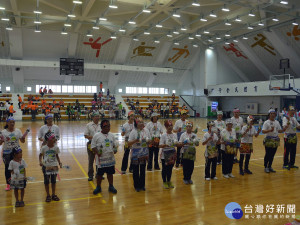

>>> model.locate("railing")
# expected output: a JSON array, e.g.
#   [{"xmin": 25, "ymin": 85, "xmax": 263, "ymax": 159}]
[{"xmin": 179, "ymin": 95, "xmax": 196, "ymax": 117}]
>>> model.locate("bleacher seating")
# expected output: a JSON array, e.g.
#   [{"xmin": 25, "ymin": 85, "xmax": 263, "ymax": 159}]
[
  {"xmin": 0, "ymin": 93, "xmax": 12, "ymax": 102},
  {"xmin": 122, "ymin": 95, "xmax": 183, "ymax": 118},
  {"xmin": 21, "ymin": 94, "xmax": 118, "ymax": 120}
]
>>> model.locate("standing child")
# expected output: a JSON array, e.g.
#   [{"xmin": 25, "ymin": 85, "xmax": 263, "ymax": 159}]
[
  {"xmin": 202, "ymin": 122, "xmax": 219, "ymax": 181},
  {"xmin": 39, "ymin": 131, "xmax": 62, "ymax": 202},
  {"xmin": 91, "ymin": 120, "xmax": 118, "ymax": 194},
  {"xmin": 159, "ymin": 120, "xmax": 178, "ymax": 189},
  {"xmin": 239, "ymin": 115, "xmax": 261, "ymax": 175},
  {"xmin": 179, "ymin": 122, "xmax": 199, "ymax": 184},
  {"xmin": 9, "ymin": 147, "xmax": 27, "ymax": 207},
  {"xmin": 128, "ymin": 118, "xmax": 151, "ymax": 192}
]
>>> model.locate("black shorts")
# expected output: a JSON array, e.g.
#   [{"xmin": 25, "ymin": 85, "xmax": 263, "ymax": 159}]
[
  {"xmin": 96, "ymin": 166, "xmax": 115, "ymax": 176},
  {"xmin": 42, "ymin": 166, "xmax": 57, "ymax": 185}
]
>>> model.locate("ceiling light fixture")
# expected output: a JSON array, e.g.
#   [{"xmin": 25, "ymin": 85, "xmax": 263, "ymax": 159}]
[
  {"xmin": 248, "ymin": 25, "xmax": 254, "ymax": 29},
  {"xmin": 6, "ymin": 26, "xmax": 13, "ymax": 31},
  {"xmin": 225, "ymin": 20, "xmax": 232, "ymax": 26},
  {"xmin": 172, "ymin": 12, "xmax": 181, "ymax": 18},
  {"xmin": 154, "ymin": 40, "xmax": 160, "ymax": 43},
  {"xmin": 34, "ymin": 21, "xmax": 41, "ymax": 24},
  {"xmin": 119, "ymin": 28, "xmax": 126, "ymax": 32},
  {"xmin": 142, "ymin": 9, "xmax": 151, "ymax": 13},
  {"xmin": 233, "ymin": 39, "xmax": 238, "ymax": 43},
  {"xmin": 280, "ymin": 1, "xmax": 288, "ymax": 4},
  {"xmin": 61, "ymin": 31, "xmax": 68, "ymax": 35},
  {"xmin": 248, "ymin": 11, "xmax": 255, "ymax": 17},
  {"xmin": 174, "ymin": 42, "xmax": 180, "ymax": 45},
  {"xmin": 193, "ymin": 44, "xmax": 199, "ymax": 47},
  {"xmin": 222, "ymin": 5, "xmax": 230, "ymax": 12},
  {"xmin": 73, "ymin": 1, "xmax": 82, "ymax": 4},
  {"xmin": 209, "ymin": 46, "xmax": 214, "ymax": 50},
  {"xmin": 0, "ymin": 7, "xmax": 6, "ymax": 10},
  {"xmin": 129, "ymin": 21, "xmax": 136, "ymax": 24},
  {"xmin": 216, "ymin": 36, "xmax": 221, "ymax": 40},
  {"xmin": 35, "ymin": 29, "xmax": 41, "ymax": 33},
  {"xmin": 292, "ymin": 21, "xmax": 299, "ymax": 26},
  {"xmin": 92, "ymin": 26, "xmax": 99, "ymax": 30},
  {"xmin": 235, "ymin": 16, "xmax": 242, "ymax": 22},
  {"xmin": 200, "ymin": 17, "xmax": 207, "ymax": 22},
  {"xmin": 111, "ymin": 35, "xmax": 117, "ymax": 39},
  {"xmin": 208, "ymin": 39, "xmax": 213, "ymax": 43},
  {"xmin": 243, "ymin": 36, "xmax": 248, "ymax": 40},
  {"xmin": 203, "ymin": 30, "xmax": 210, "ymax": 34},
  {"xmin": 156, "ymin": 24, "xmax": 163, "ymax": 28},
  {"xmin": 209, "ymin": 11, "xmax": 217, "ymax": 17},
  {"xmin": 272, "ymin": 17, "xmax": 279, "ymax": 22},
  {"xmin": 181, "ymin": 27, "xmax": 187, "ymax": 31},
  {"xmin": 1, "ymin": 18, "xmax": 9, "ymax": 21},
  {"xmin": 258, "ymin": 21, "xmax": 264, "ymax": 26},
  {"xmin": 68, "ymin": 14, "xmax": 76, "ymax": 18},
  {"xmin": 192, "ymin": 1, "xmax": 200, "ymax": 7},
  {"xmin": 225, "ymin": 33, "xmax": 230, "ymax": 37},
  {"xmin": 195, "ymin": 34, "xmax": 201, "ymax": 37},
  {"xmin": 86, "ymin": 34, "xmax": 93, "ymax": 37},
  {"xmin": 173, "ymin": 31, "xmax": 179, "ymax": 34},
  {"xmin": 64, "ymin": 23, "xmax": 72, "ymax": 27},
  {"xmin": 144, "ymin": 31, "xmax": 150, "ymax": 35},
  {"xmin": 99, "ymin": 17, "xmax": 107, "ymax": 21},
  {"xmin": 33, "ymin": 10, "xmax": 42, "ymax": 14},
  {"xmin": 189, "ymin": 36, "xmax": 194, "ymax": 40},
  {"xmin": 167, "ymin": 34, "xmax": 173, "ymax": 37},
  {"xmin": 133, "ymin": 37, "xmax": 139, "ymax": 41}
]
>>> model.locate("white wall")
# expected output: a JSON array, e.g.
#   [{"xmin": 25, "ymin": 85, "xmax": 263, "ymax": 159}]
[{"xmin": 216, "ymin": 56, "xmax": 244, "ymax": 84}]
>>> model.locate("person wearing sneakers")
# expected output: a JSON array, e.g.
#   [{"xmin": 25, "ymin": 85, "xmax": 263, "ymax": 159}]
[
  {"xmin": 173, "ymin": 110, "xmax": 189, "ymax": 167},
  {"xmin": 282, "ymin": 106, "xmax": 300, "ymax": 170},
  {"xmin": 202, "ymin": 121, "xmax": 219, "ymax": 181},
  {"xmin": 221, "ymin": 119, "xmax": 237, "ymax": 179},
  {"xmin": 231, "ymin": 108, "xmax": 243, "ymax": 164},
  {"xmin": 91, "ymin": 120, "xmax": 118, "ymax": 194},
  {"xmin": 214, "ymin": 111, "xmax": 226, "ymax": 165},
  {"xmin": 128, "ymin": 117, "xmax": 151, "ymax": 192},
  {"xmin": 120, "ymin": 111, "xmax": 135, "ymax": 174},
  {"xmin": 39, "ymin": 131, "xmax": 62, "ymax": 203},
  {"xmin": 239, "ymin": 115, "xmax": 261, "ymax": 175},
  {"xmin": 179, "ymin": 122, "xmax": 199, "ymax": 184},
  {"xmin": 159, "ymin": 120, "xmax": 179, "ymax": 189},
  {"xmin": 84, "ymin": 112, "xmax": 101, "ymax": 181},
  {"xmin": 146, "ymin": 112, "xmax": 164, "ymax": 171},
  {"xmin": 9, "ymin": 147, "xmax": 27, "ymax": 207},
  {"xmin": 0, "ymin": 117, "xmax": 26, "ymax": 191},
  {"xmin": 262, "ymin": 109, "xmax": 286, "ymax": 173}
]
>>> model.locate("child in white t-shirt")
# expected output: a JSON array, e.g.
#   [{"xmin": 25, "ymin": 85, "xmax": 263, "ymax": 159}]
[
  {"xmin": 202, "ymin": 122, "xmax": 219, "ymax": 181},
  {"xmin": 39, "ymin": 131, "xmax": 62, "ymax": 203},
  {"xmin": 8, "ymin": 147, "xmax": 27, "ymax": 207},
  {"xmin": 179, "ymin": 122, "xmax": 199, "ymax": 184}
]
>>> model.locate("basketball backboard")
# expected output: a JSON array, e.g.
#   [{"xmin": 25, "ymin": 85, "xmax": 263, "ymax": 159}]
[{"xmin": 269, "ymin": 74, "xmax": 293, "ymax": 91}]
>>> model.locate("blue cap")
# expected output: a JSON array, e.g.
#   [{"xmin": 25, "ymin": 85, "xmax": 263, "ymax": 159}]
[
  {"xmin": 45, "ymin": 114, "xmax": 53, "ymax": 120},
  {"xmin": 6, "ymin": 117, "xmax": 15, "ymax": 122}
]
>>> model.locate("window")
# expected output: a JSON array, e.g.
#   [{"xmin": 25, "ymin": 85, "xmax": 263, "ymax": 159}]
[
  {"xmin": 164, "ymin": 88, "xmax": 169, "ymax": 95},
  {"xmin": 126, "ymin": 87, "xmax": 137, "ymax": 94},
  {"xmin": 118, "ymin": 89, "xmax": 122, "ymax": 93},
  {"xmin": 172, "ymin": 90, "xmax": 176, "ymax": 94},
  {"xmin": 49, "ymin": 85, "xmax": 61, "ymax": 93},
  {"xmin": 149, "ymin": 88, "xmax": 159, "ymax": 94},
  {"xmin": 6, "ymin": 86, "xmax": 11, "ymax": 92},
  {"xmin": 0, "ymin": 84, "xmax": 1, "ymax": 91},
  {"xmin": 86, "ymin": 86, "xmax": 97, "ymax": 93},
  {"xmin": 27, "ymin": 87, "xmax": 32, "ymax": 92},
  {"xmin": 62, "ymin": 85, "xmax": 68, "ymax": 93},
  {"xmin": 137, "ymin": 87, "xmax": 147, "ymax": 94},
  {"xmin": 91, "ymin": 86, "xmax": 97, "ymax": 93},
  {"xmin": 67, "ymin": 85, "xmax": 73, "ymax": 93},
  {"xmin": 74, "ymin": 86, "xmax": 85, "ymax": 93},
  {"xmin": 159, "ymin": 88, "xmax": 165, "ymax": 94}
]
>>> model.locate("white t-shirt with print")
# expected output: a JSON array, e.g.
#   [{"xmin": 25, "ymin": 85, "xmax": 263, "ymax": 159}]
[
  {"xmin": 231, "ymin": 116, "xmax": 244, "ymax": 134},
  {"xmin": 214, "ymin": 120, "xmax": 226, "ymax": 131},
  {"xmin": 91, "ymin": 132, "xmax": 116, "ymax": 168},
  {"xmin": 128, "ymin": 128, "xmax": 151, "ymax": 149},
  {"xmin": 122, "ymin": 122, "xmax": 134, "ymax": 138},
  {"xmin": 262, "ymin": 120, "xmax": 282, "ymax": 137},
  {"xmin": 1, "ymin": 128, "xmax": 22, "ymax": 154},
  {"xmin": 8, "ymin": 159, "xmax": 27, "ymax": 180},
  {"xmin": 145, "ymin": 121, "xmax": 164, "ymax": 138},
  {"xmin": 241, "ymin": 125, "xmax": 258, "ymax": 143},
  {"xmin": 84, "ymin": 122, "xmax": 101, "ymax": 138},
  {"xmin": 202, "ymin": 132, "xmax": 219, "ymax": 157},
  {"xmin": 159, "ymin": 133, "xmax": 177, "ymax": 159},
  {"xmin": 179, "ymin": 132, "xmax": 198, "ymax": 154},
  {"xmin": 282, "ymin": 116, "xmax": 300, "ymax": 138},
  {"xmin": 40, "ymin": 145, "xmax": 60, "ymax": 167},
  {"xmin": 38, "ymin": 125, "xmax": 60, "ymax": 141},
  {"xmin": 220, "ymin": 129, "xmax": 236, "ymax": 150}
]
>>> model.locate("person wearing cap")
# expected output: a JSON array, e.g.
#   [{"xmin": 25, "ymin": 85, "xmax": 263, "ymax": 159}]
[
  {"xmin": 173, "ymin": 110, "xmax": 189, "ymax": 167},
  {"xmin": 220, "ymin": 119, "xmax": 237, "ymax": 178},
  {"xmin": 231, "ymin": 108, "xmax": 243, "ymax": 164},
  {"xmin": 179, "ymin": 121, "xmax": 199, "ymax": 184},
  {"xmin": 84, "ymin": 112, "xmax": 101, "ymax": 181},
  {"xmin": 38, "ymin": 114, "xmax": 60, "ymax": 147},
  {"xmin": 128, "ymin": 117, "xmax": 151, "ymax": 192},
  {"xmin": 282, "ymin": 106, "xmax": 300, "ymax": 170},
  {"xmin": 120, "ymin": 111, "xmax": 135, "ymax": 174},
  {"xmin": 0, "ymin": 117, "xmax": 26, "ymax": 191},
  {"xmin": 202, "ymin": 121, "xmax": 220, "ymax": 181},
  {"xmin": 146, "ymin": 112, "xmax": 164, "ymax": 171},
  {"xmin": 262, "ymin": 109, "xmax": 286, "ymax": 173},
  {"xmin": 159, "ymin": 120, "xmax": 179, "ymax": 189},
  {"xmin": 239, "ymin": 115, "xmax": 261, "ymax": 175},
  {"xmin": 91, "ymin": 120, "xmax": 118, "ymax": 195},
  {"xmin": 214, "ymin": 111, "xmax": 226, "ymax": 165}
]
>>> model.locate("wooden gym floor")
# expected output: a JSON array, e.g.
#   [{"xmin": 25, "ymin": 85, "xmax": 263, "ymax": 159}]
[{"xmin": 0, "ymin": 118, "xmax": 299, "ymax": 225}]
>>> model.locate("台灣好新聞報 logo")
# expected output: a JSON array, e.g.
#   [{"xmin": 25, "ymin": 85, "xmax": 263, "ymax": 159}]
[{"xmin": 225, "ymin": 202, "xmax": 243, "ymax": 219}]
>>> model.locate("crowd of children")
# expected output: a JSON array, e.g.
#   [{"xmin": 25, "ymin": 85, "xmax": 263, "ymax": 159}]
[{"xmin": 1, "ymin": 105, "xmax": 299, "ymax": 207}]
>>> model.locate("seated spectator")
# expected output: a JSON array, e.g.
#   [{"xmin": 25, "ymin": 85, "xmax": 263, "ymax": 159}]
[
  {"xmin": 39, "ymin": 87, "xmax": 44, "ymax": 97},
  {"xmin": 41, "ymin": 98, "xmax": 46, "ymax": 105},
  {"xmin": 45, "ymin": 107, "xmax": 50, "ymax": 115},
  {"xmin": 48, "ymin": 104, "xmax": 53, "ymax": 110},
  {"xmin": 48, "ymin": 89, "xmax": 53, "ymax": 94},
  {"xmin": 41, "ymin": 103, "xmax": 46, "ymax": 115},
  {"xmin": 35, "ymin": 95, "xmax": 40, "ymax": 102},
  {"xmin": 20, "ymin": 102, "xmax": 25, "ymax": 115},
  {"xmin": 59, "ymin": 98, "xmax": 64, "ymax": 107},
  {"xmin": 126, "ymin": 97, "xmax": 130, "ymax": 103},
  {"xmin": 28, "ymin": 94, "xmax": 33, "ymax": 101},
  {"xmin": 136, "ymin": 99, "xmax": 140, "ymax": 106},
  {"xmin": 43, "ymin": 87, "xmax": 47, "ymax": 94},
  {"xmin": 53, "ymin": 99, "xmax": 57, "ymax": 105},
  {"xmin": 93, "ymin": 93, "xmax": 97, "ymax": 101}
]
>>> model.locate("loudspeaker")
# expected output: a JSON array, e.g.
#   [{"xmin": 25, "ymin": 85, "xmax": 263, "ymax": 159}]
[{"xmin": 204, "ymin": 89, "xmax": 208, "ymax": 95}]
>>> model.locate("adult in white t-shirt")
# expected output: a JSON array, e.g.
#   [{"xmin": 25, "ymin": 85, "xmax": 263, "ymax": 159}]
[
  {"xmin": 239, "ymin": 115, "xmax": 261, "ymax": 175},
  {"xmin": 0, "ymin": 117, "xmax": 25, "ymax": 190},
  {"xmin": 282, "ymin": 106, "xmax": 300, "ymax": 169},
  {"xmin": 84, "ymin": 112, "xmax": 101, "ymax": 181},
  {"xmin": 262, "ymin": 109, "xmax": 286, "ymax": 173},
  {"xmin": 145, "ymin": 112, "xmax": 164, "ymax": 171},
  {"xmin": 120, "ymin": 111, "xmax": 135, "ymax": 174},
  {"xmin": 128, "ymin": 118, "xmax": 151, "ymax": 192},
  {"xmin": 38, "ymin": 114, "xmax": 60, "ymax": 146},
  {"xmin": 231, "ymin": 108, "xmax": 243, "ymax": 163},
  {"xmin": 214, "ymin": 111, "xmax": 226, "ymax": 165},
  {"xmin": 220, "ymin": 119, "xmax": 237, "ymax": 179},
  {"xmin": 173, "ymin": 110, "xmax": 189, "ymax": 167},
  {"xmin": 91, "ymin": 120, "xmax": 118, "ymax": 195}
]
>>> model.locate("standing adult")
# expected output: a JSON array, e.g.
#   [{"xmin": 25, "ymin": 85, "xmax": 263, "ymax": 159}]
[
  {"xmin": 0, "ymin": 117, "xmax": 26, "ymax": 190},
  {"xmin": 282, "ymin": 106, "xmax": 300, "ymax": 170},
  {"xmin": 173, "ymin": 110, "xmax": 189, "ymax": 167},
  {"xmin": 146, "ymin": 112, "xmax": 164, "ymax": 171},
  {"xmin": 231, "ymin": 108, "xmax": 243, "ymax": 163},
  {"xmin": 84, "ymin": 112, "xmax": 101, "ymax": 181},
  {"xmin": 214, "ymin": 111, "xmax": 226, "ymax": 165},
  {"xmin": 262, "ymin": 109, "xmax": 286, "ymax": 173}
]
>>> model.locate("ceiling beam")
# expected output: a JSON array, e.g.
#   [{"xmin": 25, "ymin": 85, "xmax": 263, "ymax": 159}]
[
  {"xmin": 236, "ymin": 40, "xmax": 271, "ymax": 80},
  {"xmin": 10, "ymin": 0, "xmax": 21, "ymax": 26},
  {"xmin": 39, "ymin": 0, "xmax": 69, "ymax": 14},
  {"xmin": 75, "ymin": 0, "xmax": 96, "ymax": 32}
]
